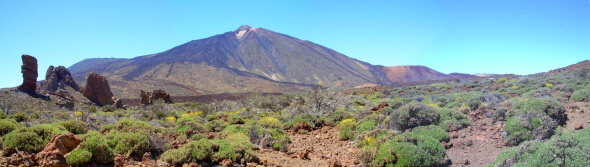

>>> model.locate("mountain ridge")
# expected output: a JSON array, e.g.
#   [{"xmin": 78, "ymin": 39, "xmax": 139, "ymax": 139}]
[{"xmin": 67, "ymin": 26, "xmax": 482, "ymax": 98}]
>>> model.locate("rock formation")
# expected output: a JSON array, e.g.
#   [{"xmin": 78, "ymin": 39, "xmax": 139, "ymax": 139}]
[
  {"xmin": 17, "ymin": 54, "xmax": 38, "ymax": 94},
  {"xmin": 82, "ymin": 72, "xmax": 115, "ymax": 106},
  {"xmin": 38, "ymin": 65, "xmax": 80, "ymax": 93},
  {"xmin": 140, "ymin": 89, "xmax": 173, "ymax": 105},
  {"xmin": 34, "ymin": 133, "xmax": 81, "ymax": 167}
]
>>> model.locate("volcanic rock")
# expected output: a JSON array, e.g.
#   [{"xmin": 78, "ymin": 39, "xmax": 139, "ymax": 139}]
[
  {"xmin": 38, "ymin": 66, "xmax": 80, "ymax": 93},
  {"xmin": 82, "ymin": 72, "xmax": 115, "ymax": 106},
  {"xmin": 575, "ymin": 123, "xmax": 584, "ymax": 130},
  {"xmin": 140, "ymin": 89, "xmax": 173, "ymax": 105},
  {"xmin": 34, "ymin": 133, "xmax": 81, "ymax": 167},
  {"xmin": 17, "ymin": 54, "xmax": 38, "ymax": 94}
]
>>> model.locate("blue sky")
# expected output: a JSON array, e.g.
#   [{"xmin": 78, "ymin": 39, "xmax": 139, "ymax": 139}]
[{"xmin": 1, "ymin": 1, "xmax": 589, "ymax": 88}]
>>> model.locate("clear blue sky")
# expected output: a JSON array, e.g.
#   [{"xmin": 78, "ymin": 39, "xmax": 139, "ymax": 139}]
[{"xmin": 1, "ymin": 1, "xmax": 589, "ymax": 88}]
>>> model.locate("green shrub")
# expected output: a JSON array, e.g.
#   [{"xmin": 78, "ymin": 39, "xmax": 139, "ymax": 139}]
[
  {"xmin": 257, "ymin": 116, "xmax": 282, "ymax": 129},
  {"xmin": 175, "ymin": 121, "xmax": 206, "ymax": 137},
  {"xmin": 113, "ymin": 118, "xmax": 155, "ymax": 133},
  {"xmin": 338, "ymin": 118, "xmax": 356, "ymax": 140},
  {"xmin": 107, "ymin": 131, "xmax": 150, "ymax": 158},
  {"xmin": 488, "ymin": 128, "xmax": 590, "ymax": 167},
  {"xmin": 504, "ymin": 111, "xmax": 556, "ymax": 146},
  {"xmin": 371, "ymin": 132, "xmax": 447, "ymax": 167},
  {"xmin": 571, "ymin": 89, "xmax": 590, "ymax": 102},
  {"xmin": 59, "ymin": 120, "xmax": 89, "ymax": 134},
  {"xmin": 2, "ymin": 124, "xmax": 67, "ymax": 152},
  {"xmin": 389, "ymin": 102, "xmax": 439, "ymax": 131},
  {"xmin": 386, "ymin": 98, "xmax": 412, "ymax": 110},
  {"xmin": 160, "ymin": 133, "xmax": 256, "ymax": 164},
  {"xmin": 0, "ymin": 119, "xmax": 19, "ymax": 135},
  {"xmin": 66, "ymin": 149, "xmax": 92, "ymax": 166},
  {"xmin": 511, "ymin": 97, "xmax": 566, "ymax": 125},
  {"xmin": 327, "ymin": 111, "xmax": 353, "ymax": 124},
  {"xmin": 78, "ymin": 131, "xmax": 115, "ymax": 164},
  {"xmin": 99, "ymin": 124, "xmax": 115, "ymax": 133},
  {"xmin": 228, "ymin": 115, "xmax": 245, "ymax": 124},
  {"xmin": 437, "ymin": 108, "xmax": 468, "ymax": 131},
  {"xmin": 205, "ymin": 120, "xmax": 230, "ymax": 132},
  {"xmin": 9, "ymin": 112, "xmax": 28, "ymax": 122},
  {"xmin": 101, "ymin": 105, "xmax": 116, "ymax": 112},
  {"xmin": 356, "ymin": 120, "xmax": 376, "ymax": 134},
  {"xmin": 160, "ymin": 144, "xmax": 191, "ymax": 165},
  {"xmin": 412, "ymin": 125, "xmax": 449, "ymax": 142}
]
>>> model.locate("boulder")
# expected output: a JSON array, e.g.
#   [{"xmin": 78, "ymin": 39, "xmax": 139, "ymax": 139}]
[
  {"xmin": 140, "ymin": 89, "xmax": 173, "ymax": 105},
  {"xmin": 82, "ymin": 72, "xmax": 115, "ymax": 106},
  {"xmin": 38, "ymin": 66, "xmax": 80, "ymax": 93},
  {"xmin": 34, "ymin": 133, "xmax": 81, "ymax": 167},
  {"xmin": 17, "ymin": 54, "xmax": 38, "ymax": 94}
]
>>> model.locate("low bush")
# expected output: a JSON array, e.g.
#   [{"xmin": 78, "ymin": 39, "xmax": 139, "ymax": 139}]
[
  {"xmin": 389, "ymin": 102, "xmax": 439, "ymax": 131},
  {"xmin": 438, "ymin": 108, "xmax": 468, "ymax": 131},
  {"xmin": 0, "ymin": 119, "xmax": 19, "ymax": 135},
  {"xmin": 59, "ymin": 120, "xmax": 89, "ymax": 134},
  {"xmin": 160, "ymin": 133, "xmax": 256, "ymax": 165},
  {"xmin": 488, "ymin": 128, "xmax": 590, "ymax": 167},
  {"xmin": 78, "ymin": 131, "xmax": 115, "ymax": 164},
  {"xmin": 511, "ymin": 97, "xmax": 566, "ymax": 125},
  {"xmin": 66, "ymin": 149, "xmax": 92, "ymax": 166},
  {"xmin": 371, "ymin": 132, "xmax": 448, "ymax": 167},
  {"xmin": 503, "ymin": 111, "xmax": 556, "ymax": 146},
  {"xmin": 338, "ymin": 118, "xmax": 356, "ymax": 140},
  {"xmin": 412, "ymin": 125, "xmax": 449, "ymax": 142},
  {"xmin": 570, "ymin": 89, "xmax": 590, "ymax": 102},
  {"xmin": 356, "ymin": 120, "xmax": 376, "ymax": 134},
  {"xmin": 257, "ymin": 116, "xmax": 282, "ymax": 129},
  {"xmin": 2, "ymin": 124, "xmax": 67, "ymax": 152}
]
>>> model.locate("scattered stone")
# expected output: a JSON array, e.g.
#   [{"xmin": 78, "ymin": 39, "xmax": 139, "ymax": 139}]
[
  {"xmin": 18, "ymin": 54, "xmax": 38, "ymax": 94},
  {"xmin": 293, "ymin": 122, "xmax": 313, "ymax": 133},
  {"xmin": 1, "ymin": 151, "xmax": 34, "ymax": 167},
  {"xmin": 370, "ymin": 103, "xmax": 389, "ymax": 112},
  {"xmin": 35, "ymin": 133, "xmax": 81, "ymax": 167},
  {"xmin": 38, "ymin": 65, "xmax": 80, "ymax": 93},
  {"xmin": 449, "ymin": 133, "xmax": 459, "ymax": 139},
  {"xmin": 114, "ymin": 154, "xmax": 128, "ymax": 167},
  {"xmin": 327, "ymin": 158, "xmax": 342, "ymax": 167},
  {"xmin": 575, "ymin": 123, "xmax": 584, "ymax": 130},
  {"xmin": 491, "ymin": 133, "xmax": 502, "ymax": 139},
  {"xmin": 140, "ymin": 89, "xmax": 173, "ymax": 105},
  {"xmin": 441, "ymin": 141, "xmax": 454, "ymax": 149},
  {"xmin": 141, "ymin": 152, "xmax": 153, "ymax": 166},
  {"xmin": 299, "ymin": 147, "xmax": 314, "ymax": 159},
  {"xmin": 220, "ymin": 159, "xmax": 233, "ymax": 167}
]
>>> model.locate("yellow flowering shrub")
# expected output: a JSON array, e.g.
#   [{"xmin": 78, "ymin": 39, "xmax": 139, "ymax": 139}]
[
  {"xmin": 166, "ymin": 116, "xmax": 177, "ymax": 123},
  {"xmin": 258, "ymin": 116, "xmax": 282, "ymax": 129}
]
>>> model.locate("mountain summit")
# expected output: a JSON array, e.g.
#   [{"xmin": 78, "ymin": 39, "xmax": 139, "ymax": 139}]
[{"xmin": 68, "ymin": 26, "xmax": 456, "ymax": 98}]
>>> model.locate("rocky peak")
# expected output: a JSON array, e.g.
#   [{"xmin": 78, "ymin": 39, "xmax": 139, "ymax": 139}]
[
  {"xmin": 82, "ymin": 72, "xmax": 115, "ymax": 106},
  {"xmin": 235, "ymin": 25, "xmax": 252, "ymax": 32},
  {"xmin": 17, "ymin": 54, "xmax": 38, "ymax": 94},
  {"xmin": 38, "ymin": 65, "xmax": 80, "ymax": 93}
]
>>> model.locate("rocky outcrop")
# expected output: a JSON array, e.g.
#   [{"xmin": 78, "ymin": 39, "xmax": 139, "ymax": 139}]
[
  {"xmin": 17, "ymin": 54, "xmax": 38, "ymax": 94},
  {"xmin": 82, "ymin": 72, "xmax": 115, "ymax": 106},
  {"xmin": 140, "ymin": 90, "xmax": 173, "ymax": 105},
  {"xmin": 34, "ymin": 133, "xmax": 81, "ymax": 167},
  {"xmin": 38, "ymin": 66, "xmax": 80, "ymax": 93}
]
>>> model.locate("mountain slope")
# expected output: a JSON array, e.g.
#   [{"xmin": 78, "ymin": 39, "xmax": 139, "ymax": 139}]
[
  {"xmin": 68, "ymin": 25, "xmax": 483, "ymax": 98},
  {"xmin": 69, "ymin": 26, "xmax": 396, "ymax": 98},
  {"xmin": 375, "ymin": 65, "xmax": 453, "ymax": 83}
]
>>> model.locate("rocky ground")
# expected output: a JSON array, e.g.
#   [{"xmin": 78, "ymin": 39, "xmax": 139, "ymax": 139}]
[{"xmin": 257, "ymin": 126, "xmax": 360, "ymax": 167}]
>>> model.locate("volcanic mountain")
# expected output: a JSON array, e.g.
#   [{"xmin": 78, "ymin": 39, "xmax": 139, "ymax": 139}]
[{"xmin": 68, "ymin": 25, "xmax": 462, "ymax": 98}]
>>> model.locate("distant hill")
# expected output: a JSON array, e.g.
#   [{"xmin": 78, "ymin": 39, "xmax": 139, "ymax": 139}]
[
  {"xmin": 68, "ymin": 25, "xmax": 477, "ymax": 98},
  {"xmin": 548, "ymin": 60, "xmax": 590, "ymax": 74}
]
